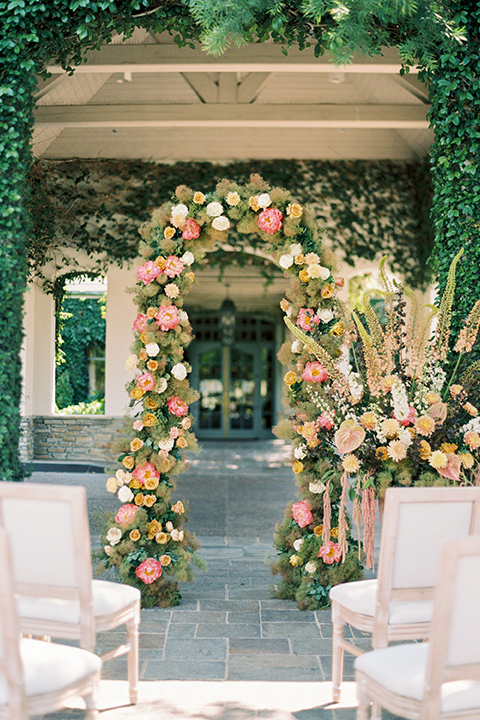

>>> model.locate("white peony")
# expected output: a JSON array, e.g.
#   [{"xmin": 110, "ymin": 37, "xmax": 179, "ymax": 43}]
[
  {"xmin": 293, "ymin": 538, "xmax": 304, "ymax": 551},
  {"xmin": 118, "ymin": 486, "xmax": 134, "ymax": 503},
  {"xmin": 289, "ymin": 243, "xmax": 303, "ymax": 256},
  {"xmin": 181, "ymin": 251, "xmax": 195, "ymax": 266},
  {"xmin": 305, "ymin": 562, "xmax": 317, "ymax": 574},
  {"xmin": 170, "ymin": 203, "xmax": 189, "ymax": 227},
  {"xmin": 106, "ymin": 527, "xmax": 122, "ymax": 546},
  {"xmin": 172, "ymin": 363, "xmax": 188, "ymax": 381},
  {"xmin": 309, "ymin": 481, "xmax": 326, "ymax": 494},
  {"xmin": 206, "ymin": 201, "xmax": 223, "ymax": 217},
  {"xmin": 145, "ymin": 342, "xmax": 160, "ymax": 357},
  {"xmin": 294, "ymin": 444, "xmax": 307, "ymax": 459},
  {"xmin": 125, "ymin": 354, "xmax": 138, "ymax": 371},
  {"xmin": 156, "ymin": 378, "xmax": 168, "ymax": 393},
  {"xmin": 171, "ymin": 529, "xmax": 184, "ymax": 542},
  {"xmin": 279, "ymin": 254, "xmax": 294, "ymax": 269},
  {"xmin": 257, "ymin": 193, "xmax": 272, "ymax": 208},
  {"xmin": 212, "ymin": 215, "xmax": 230, "ymax": 231},
  {"xmin": 159, "ymin": 437, "xmax": 175, "ymax": 451},
  {"xmin": 317, "ymin": 309, "xmax": 334, "ymax": 323}
]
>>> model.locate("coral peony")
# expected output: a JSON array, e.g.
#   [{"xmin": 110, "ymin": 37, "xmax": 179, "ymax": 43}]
[
  {"xmin": 292, "ymin": 499, "xmax": 313, "ymax": 528},
  {"xmin": 258, "ymin": 208, "xmax": 282, "ymax": 234},
  {"xmin": 182, "ymin": 218, "xmax": 201, "ymax": 240},
  {"xmin": 167, "ymin": 396, "xmax": 189, "ymax": 417},
  {"xmin": 163, "ymin": 255, "xmax": 184, "ymax": 278},
  {"xmin": 132, "ymin": 462, "xmax": 160, "ymax": 486},
  {"xmin": 302, "ymin": 361, "xmax": 328, "ymax": 383},
  {"xmin": 137, "ymin": 372, "xmax": 155, "ymax": 392},
  {"xmin": 155, "ymin": 305, "xmax": 180, "ymax": 331},
  {"xmin": 115, "ymin": 504, "xmax": 139, "ymax": 528},
  {"xmin": 334, "ymin": 419, "xmax": 366, "ymax": 454},
  {"xmin": 133, "ymin": 314, "xmax": 149, "ymax": 333},
  {"xmin": 318, "ymin": 541, "xmax": 342, "ymax": 564},
  {"xmin": 296, "ymin": 308, "xmax": 320, "ymax": 332},
  {"xmin": 137, "ymin": 261, "xmax": 162, "ymax": 285},
  {"xmin": 136, "ymin": 558, "xmax": 163, "ymax": 584}
]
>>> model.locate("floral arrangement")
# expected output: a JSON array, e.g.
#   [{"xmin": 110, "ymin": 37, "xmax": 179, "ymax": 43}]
[
  {"xmin": 98, "ymin": 174, "xmax": 363, "ymax": 607},
  {"xmin": 273, "ymin": 249, "xmax": 480, "ymax": 602}
]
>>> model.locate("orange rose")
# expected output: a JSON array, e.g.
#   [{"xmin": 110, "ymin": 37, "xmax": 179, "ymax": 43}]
[
  {"xmin": 130, "ymin": 438, "xmax": 144, "ymax": 452},
  {"xmin": 177, "ymin": 436, "xmax": 188, "ymax": 449},
  {"xmin": 122, "ymin": 455, "xmax": 135, "ymax": 470},
  {"xmin": 160, "ymin": 554, "xmax": 172, "ymax": 566},
  {"xmin": 143, "ymin": 494, "xmax": 157, "ymax": 507},
  {"xmin": 321, "ymin": 284, "xmax": 334, "ymax": 299},
  {"xmin": 163, "ymin": 227, "xmax": 175, "ymax": 239},
  {"xmin": 129, "ymin": 529, "xmax": 141, "ymax": 541},
  {"xmin": 148, "ymin": 520, "xmax": 161, "ymax": 538},
  {"xmin": 248, "ymin": 196, "xmax": 260, "ymax": 211},
  {"xmin": 134, "ymin": 493, "xmax": 144, "ymax": 506},
  {"xmin": 146, "ymin": 307, "xmax": 157, "ymax": 318},
  {"xmin": 155, "ymin": 256, "xmax": 167, "ymax": 269},
  {"xmin": 130, "ymin": 387, "xmax": 145, "ymax": 400},
  {"xmin": 145, "ymin": 397, "xmax": 159, "ymax": 410},
  {"xmin": 292, "ymin": 461, "xmax": 304, "ymax": 474},
  {"xmin": 143, "ymin": 413, "xmax": 158, "ymax": 427},
  {"xmin": 299, "ymin": 269, "xmax": 309, "ymax": 282},
  {"xmin": 284, "ymin": 371, "xmax": 297, "ymax": 386},
  {"xmin": 147, "ymin": 360, "xmax": 159, "ymax": 372},
  {"xmin": 144, "ymin": 476, "xmax": 159, "ymax": 490}
]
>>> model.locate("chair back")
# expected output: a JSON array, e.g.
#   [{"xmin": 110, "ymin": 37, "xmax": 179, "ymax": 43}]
[
  {"xmin": 423, "ymin": 535, "xmax": 480, "ymax": 717},
  {"xmin": 374, "ymin": 487, "xmax": 480, "ymax": 645},
  {"xmin": 0, "ymin": 529, "xmax": 27, "ymax": 718},
  {"xmin": 0, "ymin": 483, "xmax": 95, "ymax": 649}
]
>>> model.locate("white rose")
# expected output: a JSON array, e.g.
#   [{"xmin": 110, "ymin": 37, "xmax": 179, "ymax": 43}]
[
  {"xmin": 157, "ymin": 378, "xmax": 168, "ymax": 393},
  {"xmin": 257, "ymin": 193, "xmax": 272, "ymax": 208},
  {"xmin": 104, "ymin": 545, "xmax": 113, "ymax": 556},
  {"xmin": 172, "ymin": 363, "xmax": 188, "ymax": 381},
  {"xmin": 318, "ymin": 266, "xmax": 331, "ymax": 280},
  {"xmin": 159, "ymin": 437, "xmax": 175, "ymax": 451},
  {"xmin": 293, "ymin": 538, "xmax": 304, "ymax": 551},
  {"xmin": 118, "ymin": 486, "xmax": 134, "ymax": 503},
  {"xmin": 181, "ymin": 251, "xmax": 195, "ymax": 266},
  {"xmin": 166, "ymin": 521, "xmax": 174, "ymax": 532},
  {"xmin": 170, "ymin": 204, "xmax": 189, "ymax": 227},
  {"xmin": 206, "ymin": 201, "xmax": 224, "ymax": 217},
  {"xmin": 171, "ymin": 529, "xmax": 184, "ymax": 542},
  {"xmin": 115, "ymin": 469, "xmax": 126, "ymax": 484},
  {"xmin": 179, "ymin": 310, "xmax": 189, "ymax": 322},
  {"xmin": 305, "ymin": 562, "xmax": 317, "ymax": 574},
  {"xmin": 279, "ymin": 254, "xmax": 294, "ymax": 269},
  {"xmin": 294, "ymin": 445, "xmax": 307, "ymax": 459},
  {"xmin": 309, "ymin": 482, "xmax": 326, "ymax": 494},
  {"xmin": 125, "ymin": 354, "xmax": 138, "ymax": 372},
  {"xmin": 317, "ymin": 309, "xmax": 334, "ymax": 323},
  {"xmin": 106, "ymin": 527, "xmax": 122, "ymax": 546},
  {"xmin": 289, "ymin": 243, "xmax": 303, "ymax": 256},
  {"xmin": 291, "ymin": 340, "xmax": 303, "ymax": 354},
  {"xmin": 212, "ymin": 215, "xmax": 230, "ymax": 231},
  {"xmin": 145, "ymin": 342, "xmax": 160, "ymax": 357}
]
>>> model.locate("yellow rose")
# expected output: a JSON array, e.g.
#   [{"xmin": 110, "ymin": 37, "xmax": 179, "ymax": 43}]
[
  {"xmin": 139, "ymin": 348, "xmax": 148, "ymax": 361},
  {"xmin": 284, "ymin": 371, "xmax": 297, "ymax": 386},
  {"xmin": 143, "ymin": 413, "xmax": 158, "ymax": 427},
  {"xmin": 321, "ymin": 284, "xmax": 334, "ymax": 299},
  {"xmin": 145, "ymin": 397, "xmax": 159, "ymax": 410},
  {"xmin": 147, "ymin": 360, "xmax": 159, "ymax": 372},
  {"xmin": 330, "ymin": 527, "xmax": 339, "ymax": 538},
  {"xmin": 163, "ymin": 227, "xmax": 176, "ymax": 240},
  {"xmin": 226, "ymin": 191, "xmax": 241, "ymax": 206},
  {"xmin": 289, "ymin": 554, "xmax": 301, "ymax": 566},
  {"xmin": 177, "ymin": 436, "xmax": 188, "ymax": 449},
  {"xmin": 418, "ymin": 440, "xmax": 432, "ymax": 460},
  {"xmin": 129, "ymin": 477, "xmax": 141, "ymax": 489},
  {"xmin": 155, "ymin": 256, "xmax": 167, "ymax": 269},
  {"xmin": 292, "ymin": 461, "xmax": 304, "ymax": 474},
  {"xmin": 440, "ymin": 442, "xmax": 458, "ymax": 454},
  {"xmin": 313, "ymin": 525, "xmax": 323, "ymax": 537},
  {"xmin": 129, "ymin": 529, "xmax": 141, "ymax": 541},
  {"xmin": 143, "ymin": 494, "xmax": 157, "ymax": 507},
  {"xmin": 294, "ymin": 254, "xmax": 305, "ymax": 265},
  {"xmin": 155, "ymin": 532, "xmax": 169, "ymax": 545},
  {"xmin": 134, "ymin": 493, "xmax": 144, "ymax": 506},
  {"xmin": 122, "ymin": 455, "xmax": 135, "ymax": 470},
  {"xmin": 130, "ymin": 438, "xmax": 144, "ymax": 452},
  {"xmin": 144, "ymin": 476, "xmax": 159, "ymax": 490},
  {"xmin": 130, "ymin": 387, "xmax": 145, "ymax": 400},
  {"xmin": 160, "ymin": 554, "xmax": 172, "ymax": 566},
  {"xmin": 299, "ymin": 269, "xmax": 310, "ymax": 283},
  {"xmin": 286, "ymin": 202, "xmax": 303, "ymax": 218},
  {"xmin": 148, "ymin": 520, "xmax": 161, "ymax": 538},
  {"xmin": 460, "ymin": 452, "xmax": 475, "ymax": 469},
  {"xmin": 248, "ymin": 195, "xmax": 260, "ymax": 211},
  {"xmin": 186, "ymin": 272, "xmax": 195, "ymax": 283},
  {"xmin": 193, "ymin": 191, "xmax": 206, "ymax": 204},
  {"xmin": 140, "ymin": 331, "xmax": 148, "ymax": 344},
  {"xmin": 330, "ymin": 322, "xmax": 344, "ymax": 337},
  {"xmin": 106, "ymin": 477, "xmax": 117, "ymax": 493}
]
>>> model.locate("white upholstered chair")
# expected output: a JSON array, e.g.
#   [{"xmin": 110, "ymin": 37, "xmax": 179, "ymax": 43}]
[
  {"xmin": 0, "ymin": 528, "xmax": 102, "ymax": 720},
  {"xmin": 329, "ymin": 486, "xmax": 480, "ymax": 703},
  {"xmin": 355, "ymin": 534, "xmax": 480, "ymax": 720},
  {"xmin": 0, "ymin": 482, "xmax": 141, "ymax": 705}
]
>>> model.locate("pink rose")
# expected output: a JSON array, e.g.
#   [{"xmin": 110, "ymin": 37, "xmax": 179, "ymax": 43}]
[
  {"xmin": 167, "ymin": 396, "xmax": 189, "ymax": 417},
  {"xmin": 292, "ymin": 499, "xmax": 313, "ymax": 528},
  {"xmin": 164, "ymin": 255, "xmax": 184, "ymax": 278},
  {"xmin": 169, "ymin": 426, "xmax": 180, "ymax": 438},
  {"xmin": 133, "ymin": 314, "xmax": 149, "ymax": 333},
  {"xmin": 317, "ymin": 411, "xmax": 334, "ymax": 431},
  {"xmin": 133, "ymin": 419, "xmax": 144, "ymax": 431},
  {"xmin": 155, "ymin": 305, "xmax": 180, "ymax": 331},
  {"xmin": 296, "ymin": 308, "xmax": 320, "ymax": 332},
  {"xmin": 318, "ymin": 541, "xmax": 342, "ymax": 565},
  {"xmin": 302, "ymin": 361, "xmax": 328, "ymax": 383},
  {"xmin": 136, "ymin": 558, "xmax": 162, "ymax": 584},
  {"xmin": 182, "ymin": 218, "xmax": 201, "ymax": 240},
  {"xmin": 258, "ymin": 208, "xmax": 283, "ymax": 234},
  {"xmin": 137, "ymin": 372, "xmax": 155, "ymax": 392},
  {"xmin": 115, "ymin": 504, "xmax": 139, "ymax": 528},
  {"xmin": 137, "ymin": 261, "xmax": 162, "ymax": 285},
  {"xmin": 132, "ymin": 462, "xmax": 160, "ymax": 486}
]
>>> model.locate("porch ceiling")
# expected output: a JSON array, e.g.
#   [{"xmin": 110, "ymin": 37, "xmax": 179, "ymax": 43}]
[{"xmin": 33, "ymin": 29, "xmax": 433, "ymax": 162}]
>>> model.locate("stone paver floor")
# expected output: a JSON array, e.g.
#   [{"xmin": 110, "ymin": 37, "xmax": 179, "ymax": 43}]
[{"xmin": 29, "ymin": 440, "xmax": 400, "ymax": 720}]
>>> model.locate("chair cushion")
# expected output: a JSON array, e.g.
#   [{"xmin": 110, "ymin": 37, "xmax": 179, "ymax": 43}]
[
  {"xmin": 355, "ymin": 643, "xmax": 480, "ymax": 713},
  {"xmin": 0, "ymin": 638, "xmax": 101, "ymax": 705},
  {"xmin": 17, "ymin": 579, "xmax": 140, "ymax": 625},
  {"xmin": 329, "ymin": 579, "xmax": 433, "ymax": 625}
]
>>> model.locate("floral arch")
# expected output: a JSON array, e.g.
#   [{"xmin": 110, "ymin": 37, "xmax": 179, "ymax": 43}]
[{"xmin": 98, "ymin": 174, "xmax": 362, "ymax": 608}]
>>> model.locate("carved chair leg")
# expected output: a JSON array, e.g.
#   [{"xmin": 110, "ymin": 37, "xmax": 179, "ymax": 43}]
[
  {"xmin": 127, "ymin": 617, "xmax": 139, "ymax": 705},
  {"xmin": 331, "ymin": 605, "xmax": 345, "ymax": 703}
]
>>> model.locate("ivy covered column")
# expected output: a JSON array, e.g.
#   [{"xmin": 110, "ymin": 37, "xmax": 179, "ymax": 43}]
[
  {"xmin": 0, "ymin": 61, "xmax": 37, "ymax": 481},
  {"xmin": 428, "ymin": 2, "xmax": 480, "ymax": 350}
]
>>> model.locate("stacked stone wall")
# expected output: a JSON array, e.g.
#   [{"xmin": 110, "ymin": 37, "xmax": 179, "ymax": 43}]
[{"xmin": 31, "ymin": 416, "xmax": 128, "ymax": 464}]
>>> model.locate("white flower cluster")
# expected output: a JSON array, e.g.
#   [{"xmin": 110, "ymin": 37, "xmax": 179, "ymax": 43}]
[
  {"xmin": 206, "ymin": 201, "xmax": 230, "ymax": 231},
  {"xmin": 391, "ymin": 378, "xmax": 410, "ymax": 421},
  {"xmin": 461, "ymin": 417, "xmax": 480, "ymax": 434},
  {"xmin": 294, "ymin": 444, "xmax": 307, "ymax": 459}
]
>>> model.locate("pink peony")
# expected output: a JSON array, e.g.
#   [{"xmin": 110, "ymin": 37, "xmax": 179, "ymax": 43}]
[
  {"xmin": 292, "ymin": 499, "xmax": 313, "ymax": 528},
  {"xmin": 132, "ymin": 462, "xmax": 160, "ymax": 486},
  {"xmin": 136, "ymin": 558, "xmax": 163, "ymax": 584},
  {"xmin": 302, "ymin": 362, "xmax": 328, "ymax": 383},
  {"xmin": 400, "ymin": 406, "xmax": 417, "ymax": 426},
  {"xmin": 317, "ymin": 411, "xmax": 334, "ymax": 431},
  {"xmin": 163, "ymin": 255, "xmax": 184, "ymax": 278},
  {"xmin": 115, "ymin": 504, "xmax": 139, "ymax": 528},
  {"xmin": 437, "ymin": 453, "xmax": 462, "ymax": 482},
  {"xmin": 133, "ymin": 314, "xmax": 149, "ymax": 333},
  {"xmin": 167, "ymin": 396, "xmax": 189, "ymax": 417},
  {"xmin": 182, "ymin": 218, "xmax": 201, "ymax": 240},
  {"xmin": 258, "ymin": 208, "xmax": 283, "ymax": 234},
  {"xmin": 137, "ymin": 372, "xmax": 155, "ymax": 392},
  {"xmin": 318, "ymin": 541, "xmax": 342, "ymax": 565},
  {"xmin": 296, "ymin": 308, "xmax": 320, "ymax": 332},
  {"xmin": 137, "ymin": 261, "xmax": 162, "ymax": 285},
  {"xmin": 155, "ymin": 305, "xmax": 180, "ymax": 331}
]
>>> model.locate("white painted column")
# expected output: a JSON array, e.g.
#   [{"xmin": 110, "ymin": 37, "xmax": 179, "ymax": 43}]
[
  {"xmin": 21, "ymin": 282, "xmax": 56, "ymax": 415},
  {"xmin": 105, "ymin": 263, "xmax": 137, "ymax": 416}
]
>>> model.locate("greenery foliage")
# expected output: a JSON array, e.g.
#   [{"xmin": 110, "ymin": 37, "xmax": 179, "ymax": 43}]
[{"xmin": 29, "ymin": 158, "xmax": 433, "ymax": 294}]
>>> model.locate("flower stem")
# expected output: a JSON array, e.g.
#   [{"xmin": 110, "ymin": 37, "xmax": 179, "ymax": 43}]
[{"xmin": 443, "ymin": 353, "xmax": 463, "ymax": 400}]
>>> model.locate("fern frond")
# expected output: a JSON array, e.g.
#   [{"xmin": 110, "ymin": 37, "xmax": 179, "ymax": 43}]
[
  {"xmin": 433, "ymin": 248, "xmax": 464, "ymax": 360},
  {"xmin": 361, "ymin": 289, "xmax": 389, "ymax": 356},
  {"xmin": 459, "ymin": 358, "xmax": 480, "ymax": 387},
  {"xmin": 378, "ymin": 256, "xmax": 393, "ymax": 293}
]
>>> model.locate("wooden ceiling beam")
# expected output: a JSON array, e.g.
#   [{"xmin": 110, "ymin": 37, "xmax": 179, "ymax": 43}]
[{"xmin": 35, "ymin": 103, "xmax": 429, "ymax": 129}]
